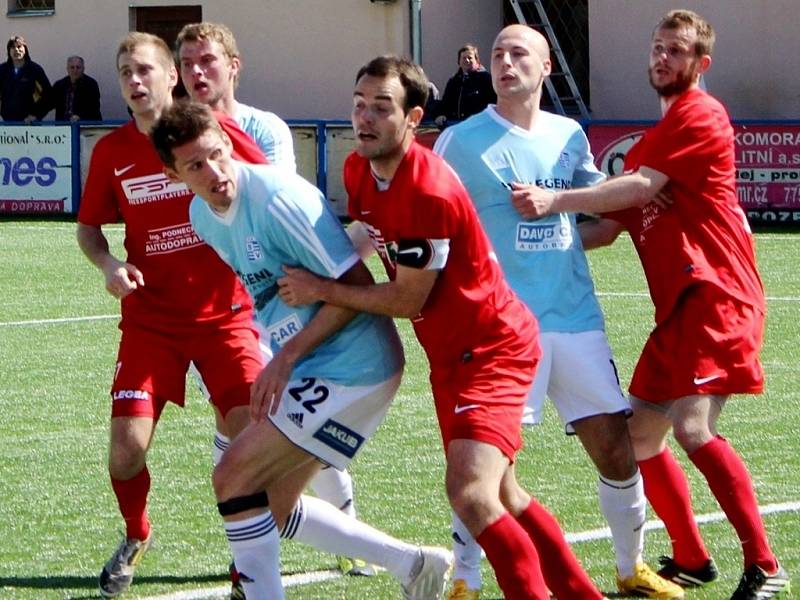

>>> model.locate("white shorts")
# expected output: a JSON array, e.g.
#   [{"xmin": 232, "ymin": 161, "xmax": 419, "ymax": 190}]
[
  {"xmin": 269, "ymin": 371, "xmax": 402, "ymax": 470},
  {"xmin": 523, "ymin": 330, "xmax": 630, "ymax": 433}
]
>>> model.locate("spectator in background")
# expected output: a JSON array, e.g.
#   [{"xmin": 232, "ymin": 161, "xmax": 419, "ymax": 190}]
[
  {"xmin": 434, "ymin": 44, "xmax": 495, "ymax": 128},
  {"xmin": 52, "ymin": 55, "xmax": 102, "ymax": 121},
  {"xmin": 0, "ymin": 35, "xmax": 52, "ymax": 122}
]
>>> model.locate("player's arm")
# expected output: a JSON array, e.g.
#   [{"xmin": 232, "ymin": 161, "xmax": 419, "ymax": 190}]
[
  {"xmin": 511, "ymin": 166, "xmax": 670, "ymax": 219},
  {"xmin": 279, "ymin": 236, "xmax": 439, "ymax": 319},
  {"xmin": 76, "ymin": 223, "xmax": 144, "ymax": 299},
  {"xmin": 251, "ymin": 260, "xmax": 375, "ymax": 421},
  {"xmin": 578, "ymin": 217, "xmax": 625, "ymax": 250}
]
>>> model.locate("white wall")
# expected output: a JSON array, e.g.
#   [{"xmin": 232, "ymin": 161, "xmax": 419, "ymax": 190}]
[{"xmin": 589, "ymin": 0, "xmax": 800, "ymax": 120}]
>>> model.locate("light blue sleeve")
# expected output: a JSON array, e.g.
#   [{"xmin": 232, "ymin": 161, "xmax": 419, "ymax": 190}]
[{"xmin": 571, "ymin": 126, "xmax": 606, "ymax": 189}]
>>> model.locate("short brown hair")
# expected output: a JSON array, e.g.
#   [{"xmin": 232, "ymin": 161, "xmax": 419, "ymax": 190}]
[
  {"xmin": 176, "ymin": 22, "xmax": 240, "ymax": 86},
  {"xmin": 654, "ymin": 9, "xmax": 715, "ymax": 57},
  {"xmin": 116, "ymin": 32, "xmax": 174, "ymax": 71},
  {"xmin": 355, "ymin": 55, "xmax": 429, "ymax": 114},
  {"xmin": 150, "ymin": 101, "xmax": 221, "ymax": 169}
]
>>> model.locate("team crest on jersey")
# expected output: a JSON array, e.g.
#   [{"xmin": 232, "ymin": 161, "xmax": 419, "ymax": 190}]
[
  {"xmin": 559, "ymin": 152, "xmax": 571, "ymax": 168},
  {"xmin": 245, "ymin": 236, "xmax": 262, "ymax": 261},
  {"xmin": 313, "ymin": 419, "xmax": 364, "ymax": 458}
]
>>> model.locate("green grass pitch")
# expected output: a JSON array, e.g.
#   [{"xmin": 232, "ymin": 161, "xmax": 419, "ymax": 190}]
[{"xmin": 0, "ymin": 220, "xmax": 797, "ymax": 599}]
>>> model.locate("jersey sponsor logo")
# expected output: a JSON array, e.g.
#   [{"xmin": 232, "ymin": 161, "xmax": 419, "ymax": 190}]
[
  {"xmin": 245, "ymin": 236, "xmax": 262, "ymax": 261},
  {"xmin": 693, "ymin": 374, "xmax": 723, "ymax": 385},
  {"xmin": 266, "ymin": 313, "xmax": 303, "ymax": 347},
  {"xmin": 145, "ymin": 223, "xmax": 203, "ymax": 255},
  {"xmin": 112, "ymin": 389, "xmax": 150, "ymax": 401},
  {"xmin": 114, "ymin": 163, "xmax": 136, "ymax": 177},
  {"xmin": 287, "ymin": 412, "xmax": 304, "ymax": 428},
  {"xmin": 313, "ymin": 419, "xmax": 365, "ymax": 459},
  {"xmin": 122, "ymin": 173, "xmax": 189, "ymax": 205},
  {"xmin": 516, "ymin": 221, "xmax": 573, "ymax": 251}
]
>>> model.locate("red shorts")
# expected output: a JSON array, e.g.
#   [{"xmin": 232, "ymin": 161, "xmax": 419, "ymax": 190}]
[
  {"xmin": 430, "ymin": 340, "xmax": 539, "ymax": 462},
  {"xmin": 110, "ymin": 321, "xmax": 263, "ymax": 420},
  {"xmin": 630, "ymin": 284, "xmax": 765, "ymax": 403}
]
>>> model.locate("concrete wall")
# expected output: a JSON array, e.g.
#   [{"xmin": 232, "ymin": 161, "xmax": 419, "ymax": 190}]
[
  {"xmin": 589, "ymin": 1, "xmax": 800, "ymax": 120},
  {"xmin": 2, "ymin": 0, "xmax": 502, "ymax": 122}
]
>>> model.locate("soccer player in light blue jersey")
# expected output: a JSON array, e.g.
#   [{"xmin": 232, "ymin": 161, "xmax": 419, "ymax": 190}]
[
  {"xmin": 176, "ymin": 22, "xmax": 371, "ymax": 587},
  {"xmin": 151, "ymin": 101, "xmax": 453, "ymax": 600},
  {"xmin": 433, "ymin": 25, "xmax": 684, "ymax": 600}
]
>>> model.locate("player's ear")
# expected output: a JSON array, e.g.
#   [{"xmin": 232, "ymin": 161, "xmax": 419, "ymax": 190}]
[
  {"xmin": 407, "ymin": 105, "xmax": 424, "ymax": 129},
  {"xmin": 163, "ymin": 166, "xmax": 182, "ymax": 183},
  {"xmin": 697, "ymin": 54, "xmax": 712, "ymax": 74}
]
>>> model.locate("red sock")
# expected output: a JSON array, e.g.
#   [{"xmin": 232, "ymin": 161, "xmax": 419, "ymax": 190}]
[
  {"xmin": 111, "ymin": 467, "xmax": 151, "ymax": 541},
  {"xmin": 638, "ymin": 448, "xmax": 709, "ymax": 569},
  {"xmin": 689, "ymin": 436, "xmax": 777, "ymax": 572},
  {"xmin": 476, "ymin": 511, "xmax": 549, "ymax": 600},
  {"xmin": 515, "ymin": 498, "xmax": 603, "ymax": 599}
]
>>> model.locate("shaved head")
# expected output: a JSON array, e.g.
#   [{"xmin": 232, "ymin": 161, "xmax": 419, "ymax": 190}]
[{"xmin": 493, "ymin": 25, "xmax": 550, "ymax": 60}]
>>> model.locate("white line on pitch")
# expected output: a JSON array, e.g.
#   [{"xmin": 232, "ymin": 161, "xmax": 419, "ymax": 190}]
[
  {"xmin": 138, "ymin": 501, "xmax": 800, "ymax": 600},
  {"xmin": 0, "ymin": 314, "xmax": 118, "ymax": 327},
  {"xmin": 596, "ymin": 291, "xmax": 799, "ymax": 302}
]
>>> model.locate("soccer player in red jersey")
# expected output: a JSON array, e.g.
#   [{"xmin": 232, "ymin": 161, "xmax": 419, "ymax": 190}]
[
  {"xmin": 77, "ymin": 32, "xmax": 269, "ymax": 598},
  {"xmin": 279, "ymin": 55, "xmax": 606, "ymax": 600},
  {"xmin": 516, "ymin": 10, "xmax": 789, "ymax": 600}
]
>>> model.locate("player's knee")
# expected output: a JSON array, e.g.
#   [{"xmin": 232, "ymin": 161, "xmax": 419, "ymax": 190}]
[
  {"xmin": 672, "ymin": 420, "xmax": 713, "ymax": 454},
  {"xmin": 108, "ymin": 441, "xmax": 146, "ymax": 479}
]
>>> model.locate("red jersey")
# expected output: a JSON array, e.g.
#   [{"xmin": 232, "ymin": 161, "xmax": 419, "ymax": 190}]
[
  {"xmin": 344, "ymin": 140, "xmax": 538, "ymax": 366},
  {"xmin": 78, "ymin": 115, "xmax": 266, "ymax": 332},
  {"xmin": 608, "ymin": 88, "xmax": 764, "ymax": 324}
]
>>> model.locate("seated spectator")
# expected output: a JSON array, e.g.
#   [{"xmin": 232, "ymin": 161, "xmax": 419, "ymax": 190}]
[
  {"xmin": 434, "ymin": 43, "xmax": 495, "ymax": 128},
  {"xmin": 0, "ymin": 36, "xmax": 52, "ymax": 122},
  {"xmin": 52, "ymin": 55, "xmax": 102, "ymax": 121}
]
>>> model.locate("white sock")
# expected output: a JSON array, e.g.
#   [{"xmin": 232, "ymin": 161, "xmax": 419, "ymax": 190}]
[
  {"xmin": 598, "ymin": 470, "xmax": 646, "ymax": 578},
  {"xmin": 451, "ymin": 512, "xmax": 483, "ymax": 589},
  {"xmin": 212, "ymin": 432, "xmax": 230, "ymax": 467},
  {"xmin": 281, "ymin": 494, "xmax": 419, "ymax": 584},
  {"xmin": 224, "ymin": 512, "xmax": 283, "ymax": 600},
  {"xmin": 308, "ymin": 466, "xmax": 356, "ymax": 517}
]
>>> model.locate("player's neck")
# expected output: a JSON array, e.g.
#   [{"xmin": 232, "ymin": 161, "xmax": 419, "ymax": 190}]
[
  {"xmin": 134, "ymin": 99, "xmax": 171, "ymax": 134},
  {"xmin": 659, "ymin": 82, "xmax": 698, "ymax": 115},
  {"xmin": 216, "ymin": 94, "xmax": 237, "ymax": 117},
  {"xmin": 495, "ymin": 96, "xmax": 541, "ymax": 131},
  {"xmin": 369, "ymin": 135, "xmax": 413, "ymax": 181}
]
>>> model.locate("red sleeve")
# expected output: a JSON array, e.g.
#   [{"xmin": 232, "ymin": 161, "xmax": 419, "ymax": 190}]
[
  {"xmin": 77, "ymin": 135, "xmax": 121, "ymax": 225},
  {"xmin": 214, "ymin": 111, "xmax": 269, "ymax": 165}
]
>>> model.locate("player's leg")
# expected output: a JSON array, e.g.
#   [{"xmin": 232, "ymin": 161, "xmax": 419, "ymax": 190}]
[
  {"xmin": 446, "ymin": 438, "xmax": 549, "ymax": 600},
  {"xmin": 498, "ymin": 461, "xmax": 605, "ymax": 599},
  {"xmin": 670, "ymin": 394, "xmax": 785, "ymax": 596},
  {"xmin": 99, "ymin": 326, "xmax": 185, "ymax": 598}
]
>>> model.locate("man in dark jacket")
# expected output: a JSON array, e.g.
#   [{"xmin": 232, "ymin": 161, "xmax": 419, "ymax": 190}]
[
  {"xmin": 434, "ymin": 44, "xmax": 496, "ymax": 128},
  {"xmin": 0, "ymin": 35, "xmax": 52, "ymax": 122},
  {"xmin": 52, "ymin": 56, "xmax": 102, "ymax": 121}
]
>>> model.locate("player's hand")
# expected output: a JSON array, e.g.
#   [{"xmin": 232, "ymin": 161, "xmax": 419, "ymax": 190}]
[
  {"xmin": 103, "ymin": 259, "xmax": 145, "ymax": 299},
  {"xmin": 510, "ymin": 181, "xmax": 556, "ymax": 219},
  {"xmin": 278, "ymin": 266, "xmax": 325, "ymax": 306},
  {"xmin": 250, "ymin": 352, "xmax": 293, "ymax": 422}
]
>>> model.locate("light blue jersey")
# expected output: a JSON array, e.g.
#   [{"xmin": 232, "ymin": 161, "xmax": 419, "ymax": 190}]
[
  {"xmin": 235, "ymin": 102, "xmax": 297, "ymax": 172},
  {"xmin": 435, "ymin": 107, "xmax": 605, "ymax": 333},
  {"xmin": 190, "ymin": 161, "xmax": 403, "ymax": 385}
]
